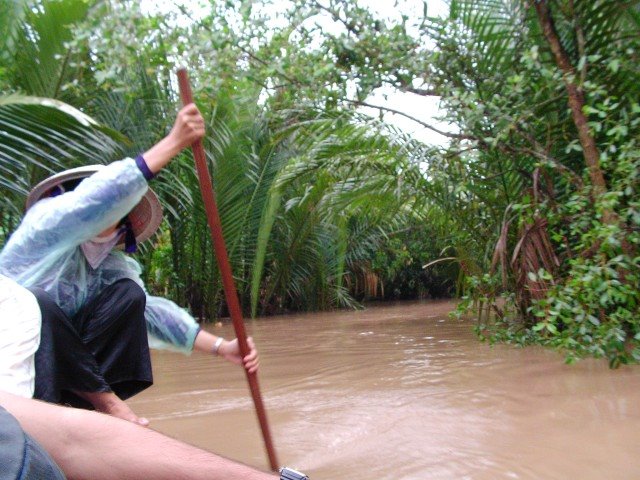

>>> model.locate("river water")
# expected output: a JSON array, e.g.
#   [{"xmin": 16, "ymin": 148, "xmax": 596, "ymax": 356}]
[{"xmin": 130, "ymin": 300, "xmax": 640, "ymax": 479}]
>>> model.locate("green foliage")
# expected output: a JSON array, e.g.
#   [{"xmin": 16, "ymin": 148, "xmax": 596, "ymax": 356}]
[
  {"xmin": 4, "ymin": 0, "xmax": 639, "ymax": 368},
  {"xmin": 256, "ymin": 108, "xmax": 423, "ymax": 314},
  {"xmin": 439, "ymin": 0, "xmax": 640, "ymax": 366},
  {"xmin": 0, "ymin": 95, "xmax": 122, "ymax": 235},
  {"xmin": 1, "ymin": 0, "xmax": 92, "ymax": 100},
  {"xmin": 373, "ymin": 224, "xmax": 459, "ymax": 300},
  {"xmin": 532, "ymin": 252, "xmax": 639, "ymax": 368}
]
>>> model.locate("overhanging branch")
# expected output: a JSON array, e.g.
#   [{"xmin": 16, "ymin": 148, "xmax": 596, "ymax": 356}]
[{"xmin": 347, "ymin": 99, "xmax": 472, "ymax": 140}]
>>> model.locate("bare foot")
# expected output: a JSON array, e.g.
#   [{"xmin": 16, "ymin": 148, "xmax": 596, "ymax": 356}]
[{"xmin": 73, "ymin": 390, "xmax": 149, "ymax": 426}]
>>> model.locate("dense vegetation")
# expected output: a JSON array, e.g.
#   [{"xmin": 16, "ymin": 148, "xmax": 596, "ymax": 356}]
[{"xmin": 1, "ymin": 0, "xmax": 638, "ymax": 366}]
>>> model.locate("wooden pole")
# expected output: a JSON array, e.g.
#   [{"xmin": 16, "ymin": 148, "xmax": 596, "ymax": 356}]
[{"xmin": 176, "ymin": 68, "xmax": 279, "ymax": 472}]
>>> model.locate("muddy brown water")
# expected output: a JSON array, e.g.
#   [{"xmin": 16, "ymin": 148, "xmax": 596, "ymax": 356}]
[{"xmin": 130, "ymin": 300, "xmax": 640, "ymax": 479}]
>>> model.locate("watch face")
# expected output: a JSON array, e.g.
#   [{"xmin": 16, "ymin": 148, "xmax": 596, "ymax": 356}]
[{"xmin": 280, "ymin": 467, "xmax": 309, "ymax": 480}]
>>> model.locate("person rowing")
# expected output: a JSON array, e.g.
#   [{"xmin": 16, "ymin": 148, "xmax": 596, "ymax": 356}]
[{"xmin": 0, "ymin": 103, "xmax": 258, "ymax": 426}]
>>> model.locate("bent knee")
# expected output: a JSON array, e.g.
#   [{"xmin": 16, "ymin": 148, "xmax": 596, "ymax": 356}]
[{"xmin": 110, "ymin": 279, "xmax": 146, "ymax": 312}]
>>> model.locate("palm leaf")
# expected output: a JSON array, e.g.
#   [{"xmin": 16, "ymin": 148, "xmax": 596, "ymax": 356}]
[
  {"xmin": 0, "ymin": 94, "xmax": 123, "ymax": 239},
  {"xmin": 0, "ymin": 0, "xmax": 27, "ymax": 68},
  {"xmin": 13, "ymin": 0, "xmax": 90, "ymax": 98}
]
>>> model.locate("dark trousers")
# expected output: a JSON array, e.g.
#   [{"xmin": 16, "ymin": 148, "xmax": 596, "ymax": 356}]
[{"xmin": 30, "ymin": 279, "xmax": 153, "ymax": 409}]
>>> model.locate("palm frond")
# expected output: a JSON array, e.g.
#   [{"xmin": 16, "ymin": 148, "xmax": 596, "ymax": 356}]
[
  {"xmin": 13, "ymin": 0, "xmax": 90, "ymax": 98},
  {"xmin": 0, "ymin": 94, "xmax": 123, "ymax": 239},
  {"xmin": 0, "ymin": 0, "xmax": 27, "ymax": 69}
]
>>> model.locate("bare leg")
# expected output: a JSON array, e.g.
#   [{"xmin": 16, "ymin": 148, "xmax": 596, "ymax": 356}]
[
  {"xmin": 0, "ymin": 391, "xmax": 276, "ymax": 480},
  {"xmin": 73, "ymin": 390, "xmax": 149, "ymax": 426}
]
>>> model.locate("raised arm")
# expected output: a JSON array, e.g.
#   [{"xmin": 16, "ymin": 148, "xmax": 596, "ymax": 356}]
[
  {"xmin": 0, "ymin": 104, "xmax": 206, "ymax": 284},
  {"xmin": 142, "ymin": 103, "xmax": 205, "ymax": 174}
]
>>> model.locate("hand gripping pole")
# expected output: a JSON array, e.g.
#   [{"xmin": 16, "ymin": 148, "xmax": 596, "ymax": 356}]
[{"xmin": 177, "ymin": 68, "xmax": 279, "ymax": 472}]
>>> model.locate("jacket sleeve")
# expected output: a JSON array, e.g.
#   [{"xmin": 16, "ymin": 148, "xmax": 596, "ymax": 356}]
[
  {"xmin": 144, "ymin": 295, "xmax": 201, "ymax": 354},
  {"xmin": 9, "ymin": 159, "xmax": 147, "ymax": 255}
]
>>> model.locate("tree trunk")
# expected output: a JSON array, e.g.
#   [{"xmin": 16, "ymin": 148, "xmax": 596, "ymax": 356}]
[
  {"xmin": 532, "ymin": 0, "xmax": 640, "ymax": 261},
  {"xmin": 532, "ymin": 0, "xmax": 615, "ymax": 223}
]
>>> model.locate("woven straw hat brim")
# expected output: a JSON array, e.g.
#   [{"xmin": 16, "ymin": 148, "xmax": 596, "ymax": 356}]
[{"xmin": 25, "ymin": 165, "xmax": 163, "ymax": 245}]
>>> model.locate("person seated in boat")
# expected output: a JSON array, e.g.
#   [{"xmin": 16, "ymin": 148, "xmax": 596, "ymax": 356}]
[
  {"xmin": 0, "ymin": 103, "xmax": 258, "ymax": 426},
  {"xmin": 0, "ymin": 390, "xmax": 291, "ymax": 480}
]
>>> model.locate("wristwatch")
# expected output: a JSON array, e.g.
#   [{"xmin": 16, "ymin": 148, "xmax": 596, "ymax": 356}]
[{"xmin": 280, "ymin": 467, "xmax": 309, "ymax": 480}]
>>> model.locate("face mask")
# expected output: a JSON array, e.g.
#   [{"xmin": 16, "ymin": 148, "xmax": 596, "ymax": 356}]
[{"xmin": 81, "ymin": 230, "xmax": 122, "ymax": 269}]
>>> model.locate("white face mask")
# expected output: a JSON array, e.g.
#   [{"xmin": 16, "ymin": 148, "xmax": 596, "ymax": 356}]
[{"xmin": 81, "ymin": 230, "xmax": 122, "ymax": 269}]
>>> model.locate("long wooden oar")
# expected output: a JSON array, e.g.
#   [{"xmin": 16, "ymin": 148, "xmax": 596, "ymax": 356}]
[{"xmin": 177, "ymin": 68, "xmax": 279, "ymax": 472}]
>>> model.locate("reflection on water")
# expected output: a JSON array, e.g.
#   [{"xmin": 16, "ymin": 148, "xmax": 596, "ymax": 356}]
[{"xmin": 130, "ymin": 300, "xmax": 640, "ymax": 479}]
